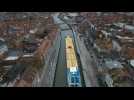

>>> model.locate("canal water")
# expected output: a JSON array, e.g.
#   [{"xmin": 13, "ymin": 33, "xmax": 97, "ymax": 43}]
[
  {"xmin": 53, "ymin": 28, "xmax": 84, "ymax": 87},
  {"xmin": 53, "ymin": 13, "xmax": 84, "ymax": 87},
  {"xmin": 53, "ymin": 30, "xmax": 72, "ymax": 87}
]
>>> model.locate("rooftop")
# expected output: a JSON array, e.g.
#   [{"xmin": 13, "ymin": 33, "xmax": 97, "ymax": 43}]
[{"xmin": 105, "ymin": 60, "xmax": 123, "ymax": 69}]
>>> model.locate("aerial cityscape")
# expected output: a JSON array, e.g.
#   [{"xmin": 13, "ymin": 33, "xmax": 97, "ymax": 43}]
[{"xmin": 0, "ymin": 12, "xmax": 134, "ymax": 87}]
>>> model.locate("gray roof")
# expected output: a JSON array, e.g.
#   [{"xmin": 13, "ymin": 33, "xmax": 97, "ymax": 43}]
[
  {"xmin": 130, "ymin": 60, "xmax": 134, "ymax": 67},
  {"xmin": 0, "ymin": 38, "xmax": 7, "ymax": 52},
  {"xmin": 105, "ymin": 60, "xmax": 123, "ymax": 69},
  {"xmin": 0, "ymin": 45, "xmax": 8, "ymax": 54}
]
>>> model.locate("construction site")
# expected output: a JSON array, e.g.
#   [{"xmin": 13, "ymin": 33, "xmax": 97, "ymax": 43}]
[{"xmin": 0, "ymin": 12, "xmax": 134, "ymax": 87}]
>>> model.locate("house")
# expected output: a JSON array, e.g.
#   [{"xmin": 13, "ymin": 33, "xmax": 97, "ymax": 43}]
[{"xmin": 0, "ymin": 38, "xmax": 8, "ymax": 60}]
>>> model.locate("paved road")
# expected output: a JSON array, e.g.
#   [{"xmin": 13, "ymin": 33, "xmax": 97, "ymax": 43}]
[{"xmin": 77, "ymin": 37, "xmax": 99, "ymax": 87}]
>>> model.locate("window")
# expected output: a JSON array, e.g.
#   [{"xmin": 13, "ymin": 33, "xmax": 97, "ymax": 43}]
[
  {"xmin": 76, "ymin": 77, "xmax": 79, "ymax": 83},
  {"xmin": 71, "ymin": 77, "xmax": 75, "ymax": 83}
]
